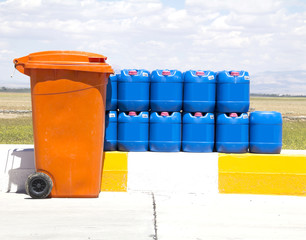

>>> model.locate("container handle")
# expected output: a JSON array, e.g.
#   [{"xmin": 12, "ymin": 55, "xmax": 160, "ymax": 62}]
[
  {"xmin": 13, "ymin": 56, "xmax": 29, "ymax": 76},
  {"xmin": 88, "ymin": 57, "xmax": 106, "ymax": 63}
]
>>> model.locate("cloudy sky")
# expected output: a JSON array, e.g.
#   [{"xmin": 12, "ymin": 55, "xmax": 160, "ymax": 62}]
[{"xmin": 0, "ymin": 0, "xmax": 305, "ymax": 94}]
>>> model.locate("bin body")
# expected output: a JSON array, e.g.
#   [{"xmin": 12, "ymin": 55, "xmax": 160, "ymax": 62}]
[
  {"xmin": 183, "ymin": 70, "xmax": 216, "ymax": 112},
  {"xmin": 149, "ymin": 112, "xmax": 181, "ymax": 152},
  {"xmin": 250, "ymin": 111, "xmax": 282, "ymax": 154},
  {"xmin": 118, "ymin": 69, "xmax": 150, "ymax": 111},
  {"xmin": 106, "ymin": 74, "xmax": 117, "ymax": 110},
  {"xmin": 216, "ymin": 71, "xmax": 250, "ymax": 113},
  {"xmin": 150, "ymin": 70, "xmax": 183, "ymax": 111},
  {"xmin": 182, "ymin": 112, "xmax": 214, "ymax": 152},
  {"xmin": 104, "ymin": 111, "xmax": 118, "ymax": 151},
  {"xmin": 118, "ymin": 111, "xmax": 149, "ymax": 151},
  {"xmin": 216, "ymin": 113, "xmax": 249, "ymax": 153},
  {"xmin": 14, "ymin": 51, "xmax": 113, "ymax": 198}
]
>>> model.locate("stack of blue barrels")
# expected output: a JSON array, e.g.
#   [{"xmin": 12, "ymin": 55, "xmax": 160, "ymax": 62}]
[
  {"xmin": 105, "ymin": 69, "xmax": 150, "ymax": 152},
  {"xmin": 104, "ymin": 69, "xmax": 282, "ymax": 154},
  {"xmin": 182, "ymin": 70, "xmax": 216, "ymax": 152},
  {"xmin": 215, "ymin": 71, "xmax": 282, "ymax": 154},
  {"xmin": 104, "ymin": 74, "xmax": 118, "ymax": 151},
  {"xmin": 215, "ymin": 71, "xmax": 250, "ymax": 153}
]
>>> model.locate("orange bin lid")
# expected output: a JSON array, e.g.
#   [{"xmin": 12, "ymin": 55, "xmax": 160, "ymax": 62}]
[{"xmin": 14, "ymin": 51, "xmax": 114, "ymax": 75}]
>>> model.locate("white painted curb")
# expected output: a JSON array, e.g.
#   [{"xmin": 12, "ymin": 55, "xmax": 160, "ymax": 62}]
[{"xmin": 128, "ymin": 152, "xmax": 218, "ymax": 194}]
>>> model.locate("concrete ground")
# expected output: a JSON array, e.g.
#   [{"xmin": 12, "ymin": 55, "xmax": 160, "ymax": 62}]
[
  {"xmin": 0, "ymin": 192, "xmax": 155, "ymax": 240},
  {"xmin": 1, "ymin": 191, "xmax": 306, "ymax": 240},
  {"xmin": 1, "ymin": 146, "xmax": 306, "ymax": 239}
]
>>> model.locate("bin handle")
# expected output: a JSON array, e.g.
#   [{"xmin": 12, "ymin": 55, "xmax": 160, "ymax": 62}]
[
  {"xmin": 13, "ymin": 56, "xmax": 29, "ymax": 76},
  {"xmin": 88, "ymin": 57, "xmax": 107, "ymax": 63}
]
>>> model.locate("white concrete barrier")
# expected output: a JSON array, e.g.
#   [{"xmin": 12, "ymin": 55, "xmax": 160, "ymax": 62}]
[{"xmin": 128, "ymin": 152, "xmax": 218, "ymax": 194}]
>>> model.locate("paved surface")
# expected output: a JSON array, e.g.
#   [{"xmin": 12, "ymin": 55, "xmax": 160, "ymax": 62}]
[
  {"xmin": 0, "ymin": 192, "xmax": 155, "ymax": 240},
  {"xmin": 1, "ymin": 191, "xmax": 306, "ymax": 240},
  {"xmin": 155, "ymin": 193, "xmax": 306, "ymax": 240},
  {"xmin": 1, "ymin": 145, "xmax": 306, "ymax": 239}
]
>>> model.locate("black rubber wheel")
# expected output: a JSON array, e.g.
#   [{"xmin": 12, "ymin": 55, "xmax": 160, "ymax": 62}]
[{"xmin": 25, "ymin": 172, "xmax": 53, "ymax": 199}]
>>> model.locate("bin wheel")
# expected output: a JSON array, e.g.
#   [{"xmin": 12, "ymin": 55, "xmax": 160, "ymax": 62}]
[{"xmin": 25, "ymin": 172, "xmax": 53, "ymax": 199}]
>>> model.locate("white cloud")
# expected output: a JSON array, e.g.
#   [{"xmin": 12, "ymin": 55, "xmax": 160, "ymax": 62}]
[
  {"xmin": 186, "ymin": 0, "xmax": 282, "ymax": 14},
  {"xmin": 0, "ymin": 0, "xmax": 305, "ymax": 93}
]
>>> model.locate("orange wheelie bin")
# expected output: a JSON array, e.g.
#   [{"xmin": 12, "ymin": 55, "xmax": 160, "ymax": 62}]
[{"xmin": 13, "ymin": 51, "xmax": 113, "ymax": 198}]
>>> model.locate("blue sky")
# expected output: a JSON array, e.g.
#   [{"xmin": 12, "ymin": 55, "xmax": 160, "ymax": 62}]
[{"xmin": 0, "ymin": 0, "xmax": 305, "ymax": 94}]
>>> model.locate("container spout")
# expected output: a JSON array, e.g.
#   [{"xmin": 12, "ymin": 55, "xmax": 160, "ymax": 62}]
[
  {"xmin": 230, "ymin": 71, "xmax": 240, "ymax": 76},
  {"xmin": 161, "ymin": 112, "xmax": 169, "ymax": 116},
  {"xmin": 162, "ymin": 70, "xmax": 171, "ymax": 76},
  {"xmin": 229, "ymin": 113, "xmax": 238, "ymax": 117},
  {"xmin": 194, "ymin": 112, "xmax": 203, "ymax": 117}
]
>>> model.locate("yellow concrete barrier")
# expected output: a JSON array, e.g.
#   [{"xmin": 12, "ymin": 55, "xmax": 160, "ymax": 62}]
[
  {"xmin": 219, "ymin": 153, "xmax": 306, "ymax": 196},
  {"xmin": 101, "ymin": 152, "xmax": 128, "ymax": 192}
]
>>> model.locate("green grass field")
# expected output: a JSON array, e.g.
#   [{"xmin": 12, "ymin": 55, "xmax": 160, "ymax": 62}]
[
  {"xmin": 0, "ymin": 116, "xmax": 33, "ymax": 144},
  {"xmin": 0, "ymin": 93, "xmax": 305, "ymax": 149},
  {"xmin": 283, "ymin": 121, "xmax": 306, "ymax": 150}
]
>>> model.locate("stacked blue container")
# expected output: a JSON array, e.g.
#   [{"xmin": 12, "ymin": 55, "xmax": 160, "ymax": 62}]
[
  {"xmin": 104, "ymin": 111, "xmax": 117, "ymax": 151},
  {"xmin": 149, "ymin": 69, "xmax": 183, "ymax": 152},
  {"xmin": 106, "ymin": 74, "xmax": 118, "ymax": 111},
  {"xmin": 183, "ymin": 70, "xmax": 216, "ymax": 112},
  {"xmin": 118, "ymin": 111, "xmax": 149, "ymax": 151},
  {"xmin": 182, "ymin": 112, "xmax": 215, "ymax": 152},
  {"xmin": 150, "ymin": 70, "xmax": 183, "ymax": 111},
  {"xmin": 116, "ymin": 69, "xmax": 150, "ymax": 152},
  {"xmin": 215, "ymin": 113, "xmax": 249, "ymax": 153},
  {"xmin": 105, "ymin": 68, "xmax": 283, "ymax": 154},
  {"xmin": 149, "ymin": 112, "xmax": 181, "ymax": 152},
  {"xmin": 182, "ymin": 70, "xmax": 216, "ymax": 152},
  {"xmin": 216, "ymin": 71, "xmax": 250, "ymax": 113},
  {"xmin": 215, "ymin": 70, "xmax": 250, "ymax": 153},
  {"xmin": 118, "ymin": 69, "xmax": 150, "ymax": 111}
]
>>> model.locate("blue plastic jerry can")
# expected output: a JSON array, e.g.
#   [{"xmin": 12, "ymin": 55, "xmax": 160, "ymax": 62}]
[
  {"xmin": 182, "ymin": 112, "xmax": 214, "ymax": 152},
  {"xmin": 216, "ymin": 112, "xmax": 249, "ymax": 153},
  {"xmin": 104, "ymin": 111, "xmax": 117, "ymax": 151},
  {"xmin": 183, "ymin": 70, "xmax": 216, "ymax": 112},
  {"xmin": 149, "ymin": 111, "xmax": 181, "ymax": 152},
  {"xmin": 118, "ymin": 111, "xmax": 149, "ymax": 151},
  {"xmin": 150, "ymin": 70, "xmax": 183, "ymax": 112},
  {"xmin": 250, "ymin": 111, "xmax": 282, "ymax": 154},
  {"xmin": 216, "ymin": 71, "xmax": 250, "ymax": 113},
  {"xmin": 117, "ymin": 69, "xmax": 150, "ymax": 111}
]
